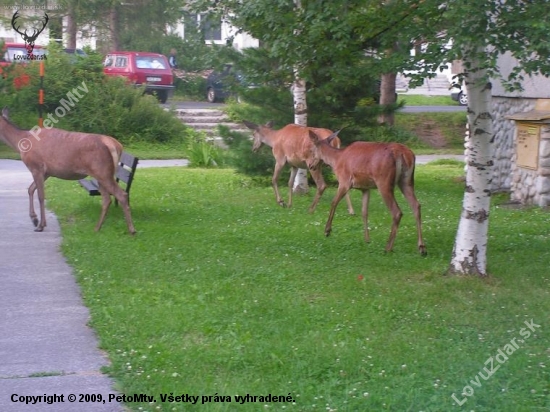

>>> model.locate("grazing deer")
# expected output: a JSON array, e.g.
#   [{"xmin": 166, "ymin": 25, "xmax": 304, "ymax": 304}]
[
  {"xmin": 243, "ymin": 121, "xmax": 354, "ymax": 214},
  {"xmin": 0, "ymin": 108, "xmax": 136, "ymax": 234},
  {"xmin": 308, "ymin": 130, "xmax": 427, "ymax": 256}
]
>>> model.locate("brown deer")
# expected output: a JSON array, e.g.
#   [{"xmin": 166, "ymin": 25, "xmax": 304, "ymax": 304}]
[
  {"xmin": 308, "ymin": 130, "xmax": 427, "ymax": 256},
  {"xmin": 0, "ymin": 108, "xmax": 136, "ymax": 234},
  {"xmin": 243, "ymin": 121, "xmax": 354, "ymax": 214}
]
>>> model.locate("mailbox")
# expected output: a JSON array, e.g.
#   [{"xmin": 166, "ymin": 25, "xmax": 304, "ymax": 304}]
[{"xmin": 515, "ymin": 123, "xmax": 540, "ymax": 170}]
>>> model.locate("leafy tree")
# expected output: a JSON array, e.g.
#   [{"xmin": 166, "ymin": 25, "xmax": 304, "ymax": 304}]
[{"xmin": 196, "ymin": 0, "xmax": 550, "ymax": 276}]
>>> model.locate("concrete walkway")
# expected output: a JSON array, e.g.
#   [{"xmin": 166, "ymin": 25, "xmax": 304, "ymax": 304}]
[
  {"xmin": 0, "ymin": 159, "xmax": 122, "ymax": 412},
  {"xmin": 0, "ymin": 154, "xmax": 462, "ymax": 411}
]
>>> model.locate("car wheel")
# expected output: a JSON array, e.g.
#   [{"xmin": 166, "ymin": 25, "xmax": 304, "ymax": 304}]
[
  {"xmin": 157, "ymin": 90, "xmax": 168, "ymax": 104},
  {"xmin": 458, "ymin": 91, "xmax": 468, "ymax": 106},
  {"xmin": 207, "ymin": 87, "xmax": 217, "ymax": 103}
]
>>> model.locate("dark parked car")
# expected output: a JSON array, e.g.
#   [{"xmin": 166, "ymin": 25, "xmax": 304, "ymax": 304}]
[
  {"xmin": 450, "ymin": 82, "xmax": 468, "ymax": 106},
  {"xmin": 206, "ymin": 64, "xmax": 247, "ymax": 103},
  {"xmin": 103, "ymin": 51, "xmax": 174, "ymax": 103}
]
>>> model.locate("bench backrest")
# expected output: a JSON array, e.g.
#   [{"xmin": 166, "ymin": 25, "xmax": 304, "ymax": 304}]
[
  {"xmin": 115, "ymin": 152, "xmax": 139, "ymax": 205},
  {"xmin": 116, "ymin": 152, "xmax": 139, "ymax": 194}
]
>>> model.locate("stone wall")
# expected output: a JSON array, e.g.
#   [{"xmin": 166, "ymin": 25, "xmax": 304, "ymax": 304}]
[
  {"xmin": 490, "ymin": 97, "xmax": 536, "ymax": 192},
  {"xmin": 510, "ymin": 124, "xmax": 550, "ymax": 207}
]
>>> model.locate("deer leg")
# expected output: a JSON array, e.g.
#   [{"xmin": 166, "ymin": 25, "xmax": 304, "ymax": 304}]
[
  {"xmin": 379, "ymin": 189, "xmax": 402, "ymax": 253},
  {"xmin": 287, "ymin": 166, "xmax": 298, "ymax": 208},
  {"xmin": 344, "ymin": 192, "xmax": 355, "ymax": 215},
  {"xmin": 272, "ymin": 161, "xmax": 287, "ymax": 207},
  {"xmin": 27, "ymin": 181, "xmax": 39, "ymax": 227},
  {"xmin": 307, "ymin": 166, "xmax": 326, "ymax": 213},
  {"xmin": 31, "ymin": 175, "xmax": 47, "ymax": 232},
  {"xmin": 95, "ymin": 184, "xmax": 112, "ymax": 232},
  {"xmin": 400, "ymin": 183, "xmax": 427, "ymax": 256},
  {"xmin": 97, "ymin": 180, "xmax": 136, "ymax": 235},
  {"xmin": 325, "ymin": 184, "xmax": 350, "ymax": 237},
  {"xmin": 361, "ymin": 190, "xmax": 370, "ymax": 243}
]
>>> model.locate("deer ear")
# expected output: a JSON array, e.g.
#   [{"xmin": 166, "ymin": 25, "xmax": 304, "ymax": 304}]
[
  {"xmin": 243, "ymin": 120, "xmax": 257, "ymax": 130},
  {"xmin": 265, "ymin": 120, "xmax": 274, "ymax": 128},
  {"xmin": 308, "ymin": 130, "xmax": 320, "ymax": 144},
  {"xmin": 326, "ymin": 130, "xmax": 340, "ymax": 144}
]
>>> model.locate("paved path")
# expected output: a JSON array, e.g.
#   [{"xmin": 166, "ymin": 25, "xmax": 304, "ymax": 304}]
[
  {"xmin": 0, "ymin": 154, "xmax": 462, "ymax": 411},
  {"xmin": 0, "ymin": 159, "xmax": 122, "ymax": 412}
]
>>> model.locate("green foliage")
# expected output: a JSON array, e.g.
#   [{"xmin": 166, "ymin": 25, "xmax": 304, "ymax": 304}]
[
  {"xmin": 173, "ymin": 75, "xmax": 207, "ymax": 101},
  {"xmin": 227, "ymin": 46, "xmax": 392, "ymax": 134},
  {"xmin": 45, "ymin": 164, "xmax": 550, "ymax": 411},
  {"xmin": 0, "ymin": 43, "xmax": 194, "ymax": 145},
  {"xmin": 219, "ymin": 126, "xmax": 276, "ymax": 182},
  {"xmin": 186, "ymin": 135, "xmax": 224, "ymax": 168}
]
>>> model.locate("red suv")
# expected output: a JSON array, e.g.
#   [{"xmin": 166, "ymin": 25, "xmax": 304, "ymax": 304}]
[{"xmin": 103, "ymin": 51, "xmax": 174, "ymax": 103}]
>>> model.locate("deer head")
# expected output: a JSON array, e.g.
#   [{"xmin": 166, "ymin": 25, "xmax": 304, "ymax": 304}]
[
  {"xmin": 308, "ymin": 129, "xmax": 341, "ymax": 169},
  {"xmin": 11, "ymin": 11, "xmax": 49, "ymax": 55},
  {"xmin": 243, "ymin": 120, "xmax": 275, "ymax": 152}
]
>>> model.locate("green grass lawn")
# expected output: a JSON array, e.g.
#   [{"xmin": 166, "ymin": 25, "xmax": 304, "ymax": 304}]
[
  {"xmin": 44, "ymin": 163, "xmax": 549, "ymax": 411},
  {"xmin": 398, "ymin": 94, "xmax": 457, "ymax": 106}
]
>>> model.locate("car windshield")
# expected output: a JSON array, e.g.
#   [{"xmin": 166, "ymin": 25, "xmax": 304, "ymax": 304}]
[{"xmin": 136, "ymin": 57, "xmax": 166, "ymax": 69}]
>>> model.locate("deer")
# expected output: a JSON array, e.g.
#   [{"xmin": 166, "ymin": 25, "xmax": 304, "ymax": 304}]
[
  {"xmin": 308, "ymin": 130, "xmax": 427, "ymax": 256},
  {"xmin": 0, "ymin": 108, "xmax": 136, "ymax": 234},
  {"xmin": 243, "ymin": 121, "xmax": 354, "ymax": 215}
]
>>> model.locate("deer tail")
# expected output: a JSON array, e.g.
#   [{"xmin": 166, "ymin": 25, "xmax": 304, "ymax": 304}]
[
  {"xmin": 396, "ymin": 149, "xmax": 416, "ymax": 188},
  {"xmin": 100, "ymin": 136, "xmax": 122, "ymax": 175}
]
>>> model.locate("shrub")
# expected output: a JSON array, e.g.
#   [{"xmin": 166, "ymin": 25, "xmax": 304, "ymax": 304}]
[
  {"xmin": 186, "ymin": 134, "xmax": 224, "ymax": 168},
  {"xmin": 0, "ymin": 42, "xmax": 196, "ymax": 145}
]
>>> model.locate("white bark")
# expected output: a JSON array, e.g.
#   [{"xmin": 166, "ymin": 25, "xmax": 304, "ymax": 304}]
[
  {"xmin": 449, "ymin": 53, "xmax": 493, "ymax": 276},
  {"xmin": 292, "ymin": 74, "xmax": 309, "ymax": 193}
]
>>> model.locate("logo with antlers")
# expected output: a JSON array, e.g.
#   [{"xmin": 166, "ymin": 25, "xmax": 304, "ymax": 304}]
[{"xmin": 11, "ymin": 11, "xmax": 49, "ymax": 57}]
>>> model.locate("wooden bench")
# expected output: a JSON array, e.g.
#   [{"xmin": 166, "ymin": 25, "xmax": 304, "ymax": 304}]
[{"xmin": 79, "ymin": 152, "xmax": 139, "ymax": 205}]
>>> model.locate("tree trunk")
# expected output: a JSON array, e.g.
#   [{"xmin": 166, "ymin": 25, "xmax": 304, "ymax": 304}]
[
  {"xmin": 378, "ymin": 72, "xmax": 397, "ymax": 125},
  {"xmin": 292, "ymin": 74, "xmax": 309, "ymax": 193},
  {"xmin": 448, "ymin": 53, "xmax": 493, "ymax": 277},
  {"xmin": 109, "ymin": 4, "xmax": 120, "ymax": 51},
  {"xmin": 291, "ymin": 0, "xmax": 309, "ymax": 194},
  {"xmin": 66, "ymin": 5, "xmax": 77, "ymax": 49}
]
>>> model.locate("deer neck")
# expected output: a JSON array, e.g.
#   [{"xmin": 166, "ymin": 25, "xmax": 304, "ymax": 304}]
[
  {"xmin": 318, "ymin": 143, "xmax": 340, "ymax": 169},
  {"xmin": 260, "ymin": 129, "xmax": 279, "ymax": 148},
  {"xmin": 0, "ymin": 118, "xmax": 30, "ymax": 153}
]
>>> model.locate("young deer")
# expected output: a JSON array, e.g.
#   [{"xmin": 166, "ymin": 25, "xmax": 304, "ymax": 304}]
[
  {"xmin": 308, "ymin": 130, "xmax": 427, "ymax": 256},
  {"xmin": 0, "ymin": 108, "xmax": 136, "ymax": 234},
  {"xmin": 243, "ymin": 121, "xmax": 354, "ymax": 214}
]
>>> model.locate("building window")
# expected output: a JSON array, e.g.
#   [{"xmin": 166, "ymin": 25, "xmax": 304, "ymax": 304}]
[{"xmin": 200, "ymin": 14, "xmax": 221, "ymax": 41}]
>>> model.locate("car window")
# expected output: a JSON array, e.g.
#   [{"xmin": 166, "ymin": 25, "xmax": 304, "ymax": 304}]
[
  {"xmin": 104, "ymin": 56, "xmax": 113, "ymax": 67},
  {"xmin": 136, "ymin": 56, "xmax": 166, "ymax": 69},
  {"xmin": 4, "ymin": 47, "xmax": 46, "ymax": 62},
  {"xmin": 115, "ymin": 56, "xmax": 127, "ymax": 68}
]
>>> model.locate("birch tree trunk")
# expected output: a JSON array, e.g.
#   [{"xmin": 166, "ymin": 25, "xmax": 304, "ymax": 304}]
[
  {"xmin": 291, "ymin": 0, "xmax": 309, "ymax": 194},
  {"xmin": 448, "ymin": 52, "xmax": 493, "ymax": 277},
  {"xmin": 292, "ymin": 74, "xmax": 309, "ymax": 193}
]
